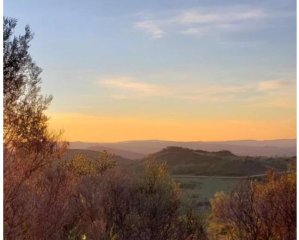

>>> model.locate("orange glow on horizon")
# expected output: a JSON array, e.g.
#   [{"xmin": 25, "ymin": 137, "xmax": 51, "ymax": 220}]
[{"xmin": 48, "ymin": 113, "xmax": 296, "ymax": 142}]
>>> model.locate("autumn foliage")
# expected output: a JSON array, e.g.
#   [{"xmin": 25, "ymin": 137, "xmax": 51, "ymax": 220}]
[{"xmin": 208, "ymin": 170, "xmax": 296, "ymax": 240}]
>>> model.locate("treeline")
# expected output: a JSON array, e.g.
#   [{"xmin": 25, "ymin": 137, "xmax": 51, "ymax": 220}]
[{"xmin": 3, "ymin": 17, "xmax": 296, "ymax": 240}]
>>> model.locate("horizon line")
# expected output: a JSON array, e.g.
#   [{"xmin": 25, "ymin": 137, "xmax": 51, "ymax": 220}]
[{"xmin": 67, "ymin": 138, "xmax": 296, "ymax": 144}]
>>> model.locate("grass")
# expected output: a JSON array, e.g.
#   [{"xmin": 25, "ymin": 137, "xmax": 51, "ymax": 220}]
[{"xmin": 173, "ymin": 175, "xmax": 240, "ymax": 210}]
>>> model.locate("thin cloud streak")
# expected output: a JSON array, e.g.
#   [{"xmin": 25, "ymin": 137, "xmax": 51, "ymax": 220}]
[
  {"xmin": 134, "ymin": 6, "xmax": 288, "ymax": 38},
  {"xmin": 257, "ymin": 80, "xmax": 288, "ymax": 91},
  {"xmin": 100, "ymin": 77, "xmax": 163, "ymax": 96},
  {"xmin": 135, "ymin": 20, "xmax": 164, "ymax": 39},
  {"xmin": 176, "ymin": 8, "xmax": 266, "ymax": 25},
  {"xmin": 98, "ymin": 76, "xmax": 293, "ymax": 102}
]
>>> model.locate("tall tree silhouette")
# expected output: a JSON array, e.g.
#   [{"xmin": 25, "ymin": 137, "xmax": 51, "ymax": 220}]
[
  {"xmin": 4, "ymin": 17, "xmax": 53, "ymax": 151},
  {"xmin": 4, "ymin": 17, "xmax": 67, "ymax": 239}
]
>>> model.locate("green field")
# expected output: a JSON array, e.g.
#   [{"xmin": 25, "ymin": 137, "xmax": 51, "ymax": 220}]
[{"xmin": 173, "ymin": 175, "xmax": 241, "ymax": 208}]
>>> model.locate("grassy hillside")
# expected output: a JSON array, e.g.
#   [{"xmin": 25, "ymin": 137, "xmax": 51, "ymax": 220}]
[{"xmin": 146, "ymin": 146, "xmax": 295, "ymax": 176}]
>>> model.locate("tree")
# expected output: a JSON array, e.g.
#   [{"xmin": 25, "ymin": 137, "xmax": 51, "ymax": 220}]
[
  {"xmin": 64, "ymin": 150, "xmax": 117, "ymax": 176},
  {"xmin": 4, "ymin": 17, "xmax": 54, "ymax": 151},
  {"xmin": 4, "ymin": 17, "xmax": 67, "ymax": 239}
]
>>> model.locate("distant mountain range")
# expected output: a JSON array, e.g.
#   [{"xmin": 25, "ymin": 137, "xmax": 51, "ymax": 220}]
[
  {"xmin": 69, "ymin": 139, "xmax": 296, "ymax": 159},
  {"xmin": 64, "ymin": 146, "xmax": 295, "ymax": 177}
]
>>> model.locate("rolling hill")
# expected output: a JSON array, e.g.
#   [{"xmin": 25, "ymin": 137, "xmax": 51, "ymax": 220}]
[{"xmin": 144, "ymin": 146, "xmax": 295, "ymax": 176}]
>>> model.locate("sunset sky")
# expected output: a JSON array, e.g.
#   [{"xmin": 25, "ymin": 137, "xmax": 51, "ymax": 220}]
[{"xmin": 5, "ymin": 0, "xmax": 296, "ymax": 142}]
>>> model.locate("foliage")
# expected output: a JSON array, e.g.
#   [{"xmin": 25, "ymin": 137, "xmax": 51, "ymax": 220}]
[
  {"xmin": 64, "ymin": 150, "xmax": 117, "ymax": 176},
  {"xmin": 208, "ymin": 170, "xmax": 296, "ymax": 240},
  {"xmin": 3, "ymin": 17, "xmax": 55, "ymax": 152},
  {"xmin": 63, "ymin": 159, "xmax": 207, "ymax": 240},
  {"xmin": 4, "ymin": 17, "xmax": 68, "ymax": 239}
]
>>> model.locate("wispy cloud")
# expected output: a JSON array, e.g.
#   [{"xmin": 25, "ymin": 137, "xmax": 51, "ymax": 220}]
[
  {"xmin": 257, "ymin": 80, "xmax": 287, "ymax": 91},
  {"xmin": 180, "ymin": 79, "xmax": 293, "ymax": 102},
  {"xmin": 175, "ymin": 83, "xmax": 254, "ymax": 101},
  {"xmin": 100, "ymin": 77, "xmax": 163, "ymax": 97},
  {"xmin": 176, "ymin": 8, "xmax": 266, "ymax": 25},
  {"xmin": 98, "ymin": 76, "xmax": 293, "ymax": 103},
  {"xmin": 135, "ymin": 20, "xmax": 164, "ymax": 39},
  {"xmin": 134, "ymin": 6, "xmax": 284, "ymax": 38}
]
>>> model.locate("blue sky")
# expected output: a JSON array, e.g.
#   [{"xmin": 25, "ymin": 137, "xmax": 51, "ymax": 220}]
[{"xmin": 4, "ymin": 0, "xmax": 296, "ymax": 141}]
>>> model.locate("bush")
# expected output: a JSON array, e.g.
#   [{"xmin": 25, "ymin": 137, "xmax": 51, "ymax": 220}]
[
  {"xmin": 208, "ymin": 170, "xmax": 296, "ymax": 240},
  {"xmin": 64, "ymin": 160, "xmax": 207, "ymax": 240}
]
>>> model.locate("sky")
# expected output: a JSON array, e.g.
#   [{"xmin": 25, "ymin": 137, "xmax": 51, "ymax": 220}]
[{"xmin": 5, "ymin": 0, "xmax": 296, "ymax": 142}]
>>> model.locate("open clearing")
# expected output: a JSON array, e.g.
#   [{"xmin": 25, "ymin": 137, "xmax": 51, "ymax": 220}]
[{"xmin": 173, "ymin": 175, "xmax": 241, "ymax": 204}]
